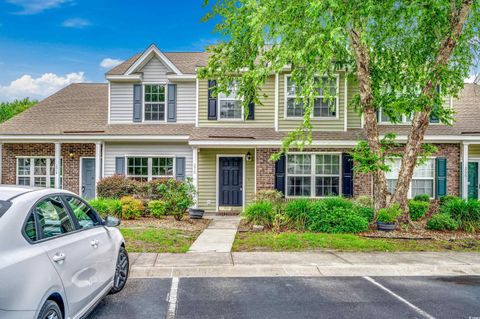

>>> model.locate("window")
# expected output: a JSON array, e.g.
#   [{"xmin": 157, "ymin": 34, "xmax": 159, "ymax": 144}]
[
  {"xmin": 286, "ymin": 153, "xmax": 341, "ymax": 197},
  {"xmin": 65, "ymin": 196, "xmax": 101, "ymax": 229},
  {"xmin": 127, "ymin": 157, "xmax": 174, "ymax": 181},
  {"xmin": 386, "ymin": 158, "xmax": 435, "ymax": 198},
  {"xmin": 144, "ymin": 84, "xmax": 166, "ymax": 121},
  {"xmin": 285, "ymin": 76, "xmax": 337, "ymax": 118},
  {"xmin": 218, "ymin": 82, "xmax": 242, "ymax": 120},
  {"xmin": 35, "ymin": 196, "xmax": 75, "ymax": 239},
  {"xmin": 24, "ymin": 213, "xmax": 37, "ymax": 241},
  {"xmin": 17, "ymin": 157, "xmax": 62, "ymax": 188}
]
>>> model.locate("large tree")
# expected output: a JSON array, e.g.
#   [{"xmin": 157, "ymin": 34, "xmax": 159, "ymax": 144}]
[
  {"xmin": 0, "ymin": 98, "xmax": 37, "ymax": 123},
  {"xmin": 200, "ymin": 0, "xmax": 480, "ymax": 218}
]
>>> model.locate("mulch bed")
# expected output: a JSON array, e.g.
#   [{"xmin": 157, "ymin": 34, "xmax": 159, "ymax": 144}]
[{"xmin": 121, "ymin": 216, "xmax": 210, "ymax": 232}]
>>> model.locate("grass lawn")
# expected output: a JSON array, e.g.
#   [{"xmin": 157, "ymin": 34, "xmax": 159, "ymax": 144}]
[
  {"xmin": 119, "ymin": 217, "xmax": 209, "ymax": 253},
  {"xmin": 233, "ymin": 231, "xmax": 480, "ymax": 252}
]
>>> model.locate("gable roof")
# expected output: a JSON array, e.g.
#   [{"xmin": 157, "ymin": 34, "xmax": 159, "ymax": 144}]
[{"xmin": 106, "ymin": 46, "xmax": 209, "ymax": 76}]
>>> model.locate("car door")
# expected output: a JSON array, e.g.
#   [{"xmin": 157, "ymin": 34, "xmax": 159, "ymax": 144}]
[
  {"xmin": 63, "ymin": 195, "xmax": 116, "ymax": 291},
  {"xmin": 35, "ymin": 195, "xmax": 105, "ymax": 316}
]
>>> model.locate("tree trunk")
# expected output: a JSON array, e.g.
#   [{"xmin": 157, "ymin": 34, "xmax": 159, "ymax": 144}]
[
  {"xmin": 350, "ymin": 27, "xmax": 388, "ymax": 215},
  {"xmin": 391, "ymin": 0, "xmax": 473, "ymax": 220}
]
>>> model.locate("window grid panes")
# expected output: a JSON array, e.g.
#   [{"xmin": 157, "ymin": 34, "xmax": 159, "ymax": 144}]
[
  {"xmin": 286, "ymin": 76, "xmax": 337, "ymax": 118},
  {"xmin": 144, "ymin": 84, "xmax": 166, "ymax": 121},
  {"xmin": 386, "ymin": 158, "xmax": 435, "ymax": 197},
  {"xmin": 17, "ymin": 157, "xmax": 62, "ymax": 188},
  {"xmin": 219, "ymin": 82, "xmax": 242, "ymax": 120},
  {"xmin": 286, "ymin": 154, "xmax": 341, "ymax": 198},
  {"xmin": 127, "ymin": 157, "xmax": 174, "ymax": 181}
]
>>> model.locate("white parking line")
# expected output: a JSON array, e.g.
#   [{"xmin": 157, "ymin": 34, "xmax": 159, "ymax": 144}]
[
  {"xmin": 166, "ymin": 277, "xmax": 179, "ymax": 319},
  {"xmin": 363, "ymin": 276, "xmax": 436, "ymax": 319}
]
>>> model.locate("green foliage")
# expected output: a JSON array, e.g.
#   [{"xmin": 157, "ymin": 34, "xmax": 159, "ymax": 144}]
[
  {"xmin": 243, "ymin": 201, "xmax": 275, "ymax": 227},
  {"xmin": 413, "ymin": 194, "xmax": 431, "ymax": 202},
  {"xmin": 155, "ymin": 178, "xmax": 195, "ymax": 221},
  {"xmin": 148, "ymin": 200, "xmax": 168, "ymax": 218},
  {"xmin": 440, "ymin": 195, "xmax": 460, "ymax": 207},
  {"xmin": 0, "ymin": 98, "xmax": 37, "ymax": 123},
  {"xmin": 377, "ymin": 204, "xmax": 402, "ymax": 223},
  {"xmin": 426, "ymin": 214, "xmax": 459, "ymax": 231},
  {"xmin": 408, "ymin": 200, "xmax": 430, "ymax": 221},
  {"xmin": 254, "ymin": 189, "xmax": 284, "ymax": 205},
  {"xmin": 88, "ymin": 198, "xmax": 122, "ymax": 218},
  {"xmin": 284, "ymin": 199, "xmax": 311, "ymax": 230},
  {"xmin": 355, "ymin": 196, "xmax": 373, "ymax": 208},
  {"xmin": 120, "ymin": 196, "xmax": 144, "ymax": 220},
  {"xmin": 439, "ymin": 198, "xmax": 480, "ymax": 232},
  {"xmin": 307, "ymin": 207, "xmax": 369, "ymax": 234},
  {"xmin": 354, "ymin": 205, "xmax": 374, "ymax": 222},
  {"xmin": 97, "ymin": 176, "xmax": 140, "ymax": 199}
]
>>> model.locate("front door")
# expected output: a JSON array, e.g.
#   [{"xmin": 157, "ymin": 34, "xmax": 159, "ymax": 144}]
[
  {"xmin": 219, "ymin": 157, "xmax": 243, "ymax": 206},
  {"xmin": 468, "ymin": 162, "xmax": 479, "ymax": 199},
  {"xmin": 81, "ymin": 158, "xmax": 96, "ymax": 199}
]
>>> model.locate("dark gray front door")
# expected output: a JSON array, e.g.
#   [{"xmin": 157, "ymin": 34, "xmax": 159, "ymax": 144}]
[
  {"xmin": 81, "ymin": 158, "xmax": 96, "ymax": 199},
  {"xmin": 219, "ymin": 157, "xmax": 243, "ymax": 207}
]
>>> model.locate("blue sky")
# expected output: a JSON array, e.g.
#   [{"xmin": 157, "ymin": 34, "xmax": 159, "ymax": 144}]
[{"xmin": 0, "ymin": 0, "xmax": 217, "ymax": 101}]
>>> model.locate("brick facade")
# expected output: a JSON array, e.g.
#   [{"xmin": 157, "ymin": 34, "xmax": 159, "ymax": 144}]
[
  {"xmin": 1, "ymin": 143, "xmax": 96, "ymax": 194},
  {"xmin": 255, "ymin": 144, "xmax": 461, "ymax": 198}
]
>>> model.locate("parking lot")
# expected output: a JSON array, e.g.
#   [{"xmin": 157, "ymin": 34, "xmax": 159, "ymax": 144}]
[{"xmin": 87, "ymin": 276, "xmax": 480, "ymax": 319}]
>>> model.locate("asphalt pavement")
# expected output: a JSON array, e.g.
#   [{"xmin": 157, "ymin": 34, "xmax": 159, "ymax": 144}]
[{"xmin": 87, "ymin": 276, "xmax": 480, "ymax": 319}]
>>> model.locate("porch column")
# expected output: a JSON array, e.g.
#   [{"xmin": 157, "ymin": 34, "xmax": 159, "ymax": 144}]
[
  {"xmin": 95, "ymin": 142, "xmax": 102, "ymax": 196},
  {"xmin": 192, "ymin": 147, "xmax": 198, "ymax": 207},
  {"xmin": 54, "ymin": 142, "xmax": 61, "ymax": 189},
  {"xmin": 462, "ymin": 142, "xmax": 469, "ymax": 199},
  {"xmin": 0, "ymin": 143, "xmax": 3, "ymax": 184}
]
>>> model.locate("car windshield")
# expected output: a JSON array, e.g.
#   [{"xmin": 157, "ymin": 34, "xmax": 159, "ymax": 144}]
[{"xmin": 0, "ymin": 200, "xmax": 12, "ymax": 218}]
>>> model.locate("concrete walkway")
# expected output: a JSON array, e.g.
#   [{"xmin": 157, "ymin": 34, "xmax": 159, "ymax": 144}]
[
  {"xmin": 187, "ymin": 215, "xmax": 241, "ymax": 253},
  {"xmin": 129, "ymin": 251, "xmax": 480, "ymax": 278}
]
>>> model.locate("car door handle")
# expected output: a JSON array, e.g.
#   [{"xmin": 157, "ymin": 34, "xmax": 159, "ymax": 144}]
[
  {"xmin": 52, "ymin": 253, "xmax": 66, "ymax": 263},
  {"xmin": 90, "ymin": 240, "xmax": 99, "ymax": 248}
]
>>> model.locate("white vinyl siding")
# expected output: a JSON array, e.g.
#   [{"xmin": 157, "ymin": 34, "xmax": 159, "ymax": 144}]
[
  {"xmin": 110, "ymin": 82, "xmax": 134, "ymax": 123},
  {"xmin": 176, "ymin": 81, "xmax": 196, "ymax": 123},
  {"xmin": 142, "ymin": 57, "xmax": 169, "ymax": 83},
  {"xmin": 103, "ymin": 143, "xmax": 193, "ymax": 178}
]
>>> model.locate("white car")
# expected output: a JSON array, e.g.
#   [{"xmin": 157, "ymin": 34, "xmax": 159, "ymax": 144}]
[{"xmin": 0, "ymin": 186, "xmax": 129, "ymax": 319}]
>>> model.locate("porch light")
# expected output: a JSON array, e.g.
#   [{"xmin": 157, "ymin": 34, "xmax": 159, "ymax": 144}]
[
  {"xmin": 68, "ymin": 148, "xmax": 75, "ymax": 158},
  {"xmin": 246, "ymin": 151, "xmax": 252, "ymax": 162}
]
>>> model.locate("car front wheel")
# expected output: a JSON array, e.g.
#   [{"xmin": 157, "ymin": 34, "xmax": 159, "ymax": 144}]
[
  {"xmin": 38, "ymin": 300, "xmax": 62, "ymax": 319},
  {"xmin": 110, "ymin": 246, "xmax": 129, "ymax": 294}
]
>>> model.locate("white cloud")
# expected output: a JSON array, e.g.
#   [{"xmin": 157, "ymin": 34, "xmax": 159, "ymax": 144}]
[
  {"xmin": 62, "ymin": 18, "xmax": 91, "ymax": 29},
  {"xmin": 0, "ymin": 72, "xmax": 86, "ymax": 101},
  {"xmin": 7, "ymin": 0, "xmax": 71, "ymax": 15},
  {"xmin": 465, "ymin": 73, "xmax": 479, "ymax": 84},
  {"xmin": 100, "ymin": 58, "xmax": 124, "ymax": 69}
]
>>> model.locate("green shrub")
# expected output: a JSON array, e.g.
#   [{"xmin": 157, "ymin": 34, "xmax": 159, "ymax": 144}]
[
  {"xmin": 89, "ymin": 198, "xmax": 122, "ymax": 218},
  {"xmin": 120, "ymin": 196, "xmax": 144, "ymax": 220},
  {"xmin": 148, "ymin": 200, "xmax": 168, "ymax": 218},
  {"xmin": 284, "ymin": 199, "xmax": 311, "ymax": 230},
  {"xmin": 156, "ymin": 178, "xmax": 196, "ymax": 221},
  {"xmin": 243, "ymin": 201, "xmax": 274, "ymax": 227},
  {"xmin": 377, "ymin": 204, "xmax": 402, "ymax": 223},
  {"xmin": 413, "ymin": 194, "xmax": 431, "ymax": 202},
  {"xmin": 254, "ymin": 189, "xmax": 284, "ymax": 204},
  {"xmin": 355, "ymin": 195, "xmax": 373, "ymax": 208},
  {"xmin": 439, "ymin": 195, "xmax": 460, "ymax": 207},
  {"xmin": 408, "ymin": 200, "xmax": 430, "ymax": 221},
  {"xmin": 426, "ymin": 214, "xmax": 459, "ymax": 231},
  {"xmin": 97, "ymin": 176, "xmax": 140, "ymax": 199},
  {"xmin": 307, "ymin": 207, "xmax": 369, "ymax": 233},
  {"xmin": 353, "ymin": 205, "xmax": 374, "ymax": 222},
  {"xmin": 321, "ymin": 197, "xmax": 354, "ymax": 210}
]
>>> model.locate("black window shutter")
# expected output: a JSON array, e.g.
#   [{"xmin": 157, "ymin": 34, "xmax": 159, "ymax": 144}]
[
  {"xmin": 115, "ymin": 157, "xmax": 125, "ymax": 175},
  {"xmin": 436, "ymin": 157, "xmax": 447, "ymax": 198},
  {"xmin": 133, "ymin": 84, "xmax": 142, "ymax": 122},
  {"xmin": 176, "ymin": 157, "xmax": 186, "ymax": 181},
  {"xmin": 167, "ymin": 84, "xmax": 177, "ymax": 122},
  {"xmin": 275, "ymin": 154, "xmax": 286, "ymax": 197},
  {"xmin": 342, "ymin": 153, "xmax": 354, "ymax": 197},
  {"xmin": 247, "ymin": 102, "xmax": 255, "ymax": 120},
  {"xmin": 208, "ymin": 80, "xmax": 217, "ymax": 120}
]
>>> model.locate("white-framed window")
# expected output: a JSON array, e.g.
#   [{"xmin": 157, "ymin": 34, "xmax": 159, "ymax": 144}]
[
  {"xmin": 285, "ymin": 75, "xmax": 338, "ymax": 118},
  {"xmin": 218, "ymin": 82, "xmax": 243, "ymax": 120},
  {"xmin": 126, "ymin": 156, "xmax": 174, "ymax": 182},
  {"xmin": 17, "ymin": 157, "xmax": 63, "ymax": 188},
  {"xmin": 386, "ymin": 158, "xmax": 435, "ymax": 198},
  {"xmin": 144, "ymin": 84, "xmax": 166, "ymax": 122},
  {"xmin": 286, "ymin": 153, "xmax": 341, "ymax": 198}
]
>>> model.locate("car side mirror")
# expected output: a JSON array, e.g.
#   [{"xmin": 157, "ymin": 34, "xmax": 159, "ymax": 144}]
[{"xmin": 104, "ymin": 215, "xmax": 121, "ymax": 227}]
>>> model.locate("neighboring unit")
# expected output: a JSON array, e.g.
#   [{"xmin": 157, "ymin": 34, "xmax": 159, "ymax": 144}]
[{"xmin": 0, "ymin": 44, "xmax": 479, "ymax": 213}]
